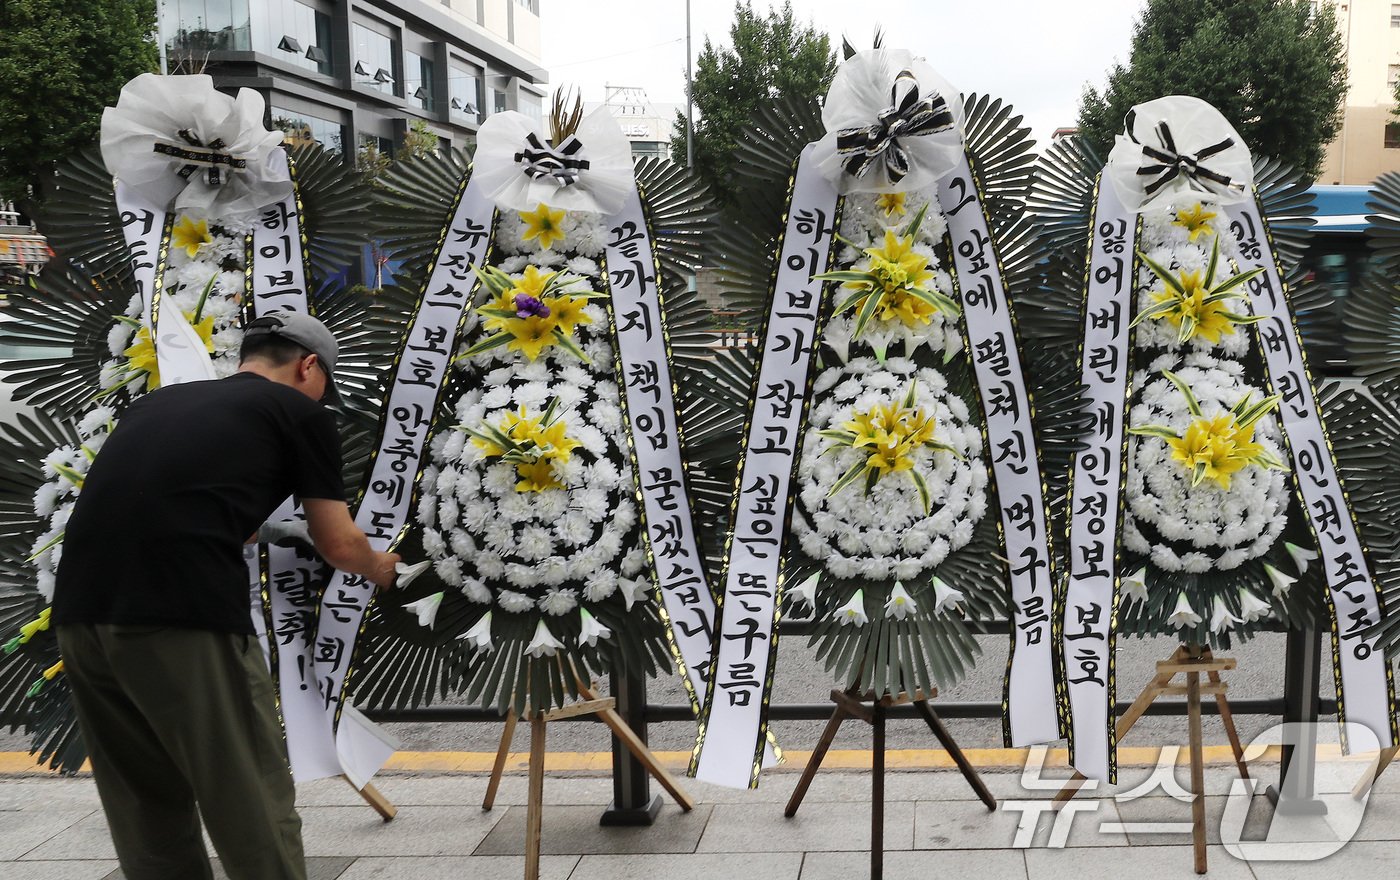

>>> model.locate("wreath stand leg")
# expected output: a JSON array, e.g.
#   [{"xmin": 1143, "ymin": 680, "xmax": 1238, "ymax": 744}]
[
  {"xmin": 784, "ymin": 686, "xmax": 995, "ymax": 880},
  {"xmin": 479, "ymin": 669, "xmax": 694, "ymax": 880},
  {"xmin": 345, "ymin": 777, "xmax": 398, "ymax": 821},
  {"xmin": 1053, "ymin": 645, "xmax": 1246, "ymax": 875},
  {"xmin": 1351, "ymin": 744, "xmax": 1399, "ymax": 799}
]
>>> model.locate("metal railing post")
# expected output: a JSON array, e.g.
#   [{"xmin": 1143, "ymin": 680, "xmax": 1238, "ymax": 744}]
[
  {"xmin": 600, "ymin": 667, "xmax": 661, "ymax": 825},
  {"xmin": 1271, "ymin": 626, "xmax": 1327, "ymax": 815}
]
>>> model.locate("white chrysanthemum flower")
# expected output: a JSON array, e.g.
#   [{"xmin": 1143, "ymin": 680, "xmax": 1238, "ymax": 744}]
[
  {"xmin": 497, "ymin": 590, "xmax": 534, "ymax": 613},
  {"xmin": 539, "ymin": 588, "xmax": 578, "ymax": 616},
  {"xmin": 1124, "ymin": 354, "xmax": 1287, "ymax": 573}
]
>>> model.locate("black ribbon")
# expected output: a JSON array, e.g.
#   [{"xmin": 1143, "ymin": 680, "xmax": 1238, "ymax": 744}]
[
  {"xmin": 834, "ymin": 69, "xmax": 955, "ymax": 184},
  {"xmin": 152, "ymin": 129, "xmax": 247, "ymax": 187},
  {"xmin": 1127, "ymin": 110, "xmax": 1242, "ymax": 197},
  {"xmin": 514, "ymin": 132, "xmax": 590, "ymax": 186}
]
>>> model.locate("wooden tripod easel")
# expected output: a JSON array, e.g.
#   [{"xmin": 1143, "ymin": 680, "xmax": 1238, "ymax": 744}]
[
  {"xmin": 1054, "ymin": 645, "xmax": 1248, "ymax": 875},
  {"xmin": 481, "ymin": 669, "xmax": 695, "ymax": 880},
  {"xmin": 346, "ymin": 777, "xmax": 397, "ymax": 821},
  {"xmin": 784, "ymin": 686, "xmax": 997, "ymax": 880}
]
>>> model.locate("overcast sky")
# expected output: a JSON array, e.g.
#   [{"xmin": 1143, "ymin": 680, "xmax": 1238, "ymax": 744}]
[{"xmin": 537, "ymin": 1, "xmax": 1146, "ymax": 146}]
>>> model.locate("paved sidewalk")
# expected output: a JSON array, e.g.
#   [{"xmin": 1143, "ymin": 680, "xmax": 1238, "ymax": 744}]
[{"xmin": 2, "ymin": 753, "xmax": 1398, "ymax": 879}]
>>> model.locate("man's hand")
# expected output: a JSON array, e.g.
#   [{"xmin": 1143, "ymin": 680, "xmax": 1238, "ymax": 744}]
[{"xmin": 369, "ymin": 551, "xmax": 402, "ymax": 589}]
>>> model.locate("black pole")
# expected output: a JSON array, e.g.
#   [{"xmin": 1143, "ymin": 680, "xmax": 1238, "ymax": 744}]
[
  {"xmin": 600, "ymin": 669, "xmax": 661, "ymax": 825},
  {"xmin": 1271, "ymin": 626, "xmax": 1326, "ymax": 815}
]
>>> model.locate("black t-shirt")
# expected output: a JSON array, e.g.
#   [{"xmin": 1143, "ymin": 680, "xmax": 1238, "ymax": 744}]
[{"xmin": 52, "ymin": 372, "xmax": 345, "ymax": 634}]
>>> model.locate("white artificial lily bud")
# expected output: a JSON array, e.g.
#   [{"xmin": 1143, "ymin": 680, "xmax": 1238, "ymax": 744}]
[
  {"xmin": 1264, "ymin": 564, "xmax": 1296, "ymax": 598},
  {"xmin": 524, "ymin": 620, "xmax": 563, "ymax": 658},
  {"xmin": 459, "ymin": 611, "xmax": 494, "ymax": 653},
  {"xmin": 403, "ymin": 592, "xmax": 444, "ymax": 629},
  {"xmin": 1284, "ymin": 543, "xmax": 1318, "ymax": 575},
  {"xmin": 931, "ymin": 577, "xmax": 964, "ymax": 614},
  {"xmin": 579, "ymin": 609, "xmax": 612, "ymax": 646},
  {"xmin": 1121, "ymin": 568, "xmax": 1148, "ymax": 602},
  {"xmin": 832, "ymin": 590, "xmax": 869, "ymax": 627},
  {"xmin": 396, "ymin": 560, "xmax": 432, "ymax": 588},
  {"xmin": 1168, "ymin": 592, "xmax": 1202, "ymax": 630},
  {"xmin": 1237, "ymin": 589, "xmax": 1272, "ymax": 623},
  {"xmin": 787, "ymin": 572, "xmax": 820, "ymax": 611},
  {"xmin": 884, "ymin": 582, "xmax": 918, "ymax": 620},
  {"xmin": 1210, "ymin": 596, "xmax": 1242, "ymax": 634}
]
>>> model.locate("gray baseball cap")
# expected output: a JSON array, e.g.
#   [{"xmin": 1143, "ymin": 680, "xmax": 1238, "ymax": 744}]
[{"xmin": 243, "ymin": 310, "xmax": 342, "ymax": 406}]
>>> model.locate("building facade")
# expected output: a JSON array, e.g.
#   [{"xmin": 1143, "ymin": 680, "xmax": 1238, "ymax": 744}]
[
  {"xmin": 584, "ymin": 86, "xmax": 682, "ymax": 160},
  {"xmin": 0, "ymin": 200, "xmax": 50, "ymax": 283},
  {"xmin": 1317, "ymin": 0, "xmax": 1400, "ymax": 184},
  {"xmin": 158, "ymin": 0, "xmax": 548, "ymax": 162}
]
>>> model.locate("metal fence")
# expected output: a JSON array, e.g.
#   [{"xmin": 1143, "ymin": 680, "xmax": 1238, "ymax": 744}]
[{"xmin": 365, "ymin": 621, "xmax": 1334, "ymax": 822}]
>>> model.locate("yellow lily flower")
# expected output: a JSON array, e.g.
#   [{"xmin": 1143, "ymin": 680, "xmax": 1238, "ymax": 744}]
[
  {"xmin": 519, "ymin": 203, "xmax": 568, "ymax": 250},
  {"xmin": 1172, "ymin": 203, "xmax": 1217, "ymax": 242},
  {"xmin": 545, "ymin": 293, "xmax": 592, "ymax": 336},
  {"xmin": 874, "ymin": 191, "xmax": 908, "ymax": 219},
  {"xmin": 171, "ymin": 215, "xmax": 212, "ymax": 259},
  {"xmin": 118, "ymin": 312, "xmax": 217, "ymax": 390},
  {"xmin": 1166, "ymin": 412, "xmax": 1271, "ymax": 490},
  {"xmin": 533, "ymin": 419, "xmax": 581, "ymax": 462},
  {"xmin": 846, "ymin": 229, "xmax": 939, "ymax": 330},
  {"xmin": 1149, "ymin": 269, "xmax": 1237, "ymax": 344},
  {"xmin": 515, "ymin": 459, "xmax": 564, "ymax": 493}
]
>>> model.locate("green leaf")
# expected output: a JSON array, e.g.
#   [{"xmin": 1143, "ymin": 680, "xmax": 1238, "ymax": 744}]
[
  {"xmin": 1210, "ymin": 266, "xmax": 1266, "ymax": 297},
  {"xmin": 550, "ymin": 327, "xmax": 592, "ymax": 363},
  {"xmin": 851, "ymin": 284, "xmax": 887, "ymax": 339},
  {"xmin": 833, "ymin": 288, "xmax": 874, "ymax": 316},
  {"xmin": 1129, "ymin": 297, "xmax": 1183, "ymax": 328},
  {"xmin": 1137, "ymin": 250, "xmax": 1184, "ymax": 295},
  {"xmin": 1204, "ymin": 236, "xmax": 1221, "ymax": 287},
  {"xmin": 1161, "ymin": 370, "xmax": 1204, "ymax": 416},
  {"xmin": 828, "ymin": 459, "xmax": 869, "ymax": 497},
  {"xmin": 904, "ymin": 285, "xmax": 962, "ymax": 316},
  {"xmin": 909, "ymin": 469, "xmax": 932, "ymax": 515},
  {"xmin": 1128, "ymin": 425, "xmax": 1183, "ymax": 440},
  {"xmin": 458, "ymin": 331, "xmax": 513, "ymax": 360},
  {"xmin": 1191, "ymin": 461, "xmax": 1210, "ymax": 488},
  {"xmin": 815, "ymin": 270, "xmax": 882, "ymax": 284},
  {"xmin": 900, "ymin": 201, "xmax": 930, "ymax": 239}
]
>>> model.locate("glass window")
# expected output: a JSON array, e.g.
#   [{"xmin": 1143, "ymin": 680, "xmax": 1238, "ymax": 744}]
[
  {"xmin": 1392, "ymin": 4, "xmax": 1400, "ymax": 26},
  {"xmin": 1390, "ymin": 65, "xmax": 1400, "ymax": 89},
  {"xmin": 249, "ymin": 0, "xmax": 331, "ymax": 75},
  {"xmin": 449, "ymin": 64, "xmax": 482, "ymax": 123},
  {"xmin": 271, "ymin": 104, "xmax": 345, "ymax": 156},
  {"xmin": 517, "ymin": 91, "xmax": 542, "ymax": 121},
  {"xmin": 515, "ymin": 0, "xmax": 539, "ymax": 14},
  {"xmin": 492, "ymin": 88, "xmax": 508, "ymax": 115},
  {"xmin": 405, "ymin": 50, "xmax": 434, "ymax": 110},
  {"xmin": 354, "ymin": 23, "xmax": 399, "ymax": 95},
  {"xmin": 1386, "ymin": 123, "xmax": 1400, "ymax": 149},
  {"xmin": 166, "ymin": 0, "xmax": 251, "ymax": 53}
]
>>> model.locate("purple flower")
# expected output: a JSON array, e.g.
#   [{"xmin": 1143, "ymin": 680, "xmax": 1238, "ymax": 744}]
[{"xmin": 514, "ymin": 294, "xmax": 551, "ymax": 318}]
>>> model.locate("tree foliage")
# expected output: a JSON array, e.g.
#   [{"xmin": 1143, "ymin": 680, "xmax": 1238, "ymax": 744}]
[
  {"xmin": 1078, "ymin": 0, "xmax": 1346, "ymax": 180},
  {"xmin": 671, "ymin": 1, "xmax": 836, "ymax": 205},
  {"xmin": 0, "ymin": 0, "xmax": 158, "ymax": 201}
]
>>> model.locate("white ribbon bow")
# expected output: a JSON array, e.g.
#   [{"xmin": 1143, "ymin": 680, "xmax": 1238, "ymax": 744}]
[
  {"xmin": 1104, "ymin": 95, "xmax": 1255, "ymax": 213},
  {"xmin": 100, "ymin": 73, "xmax": 292, "ymax": 227},
  {"xmin": 473, "ymin": 108, "xmax": 633, "ymax": 214},
  {"xmin": 812, "ymin": 48, "xmax": 966, "ymax": 194}
]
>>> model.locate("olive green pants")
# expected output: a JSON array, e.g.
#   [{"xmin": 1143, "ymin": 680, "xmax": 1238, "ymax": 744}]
[{"xmin": 57, "ymin": 624, "xmax": 306, "ymax": 880}]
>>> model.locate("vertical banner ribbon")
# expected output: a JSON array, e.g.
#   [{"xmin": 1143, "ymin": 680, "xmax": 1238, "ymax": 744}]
[
  {"xmin": 1225, "ymin": 196, "xmax": 1398, "ymax": 754},
  {"xmin": 243, "ymin": 169, "xmax": 355, "ymax": 783},
  {"xmin": 692, "ymin": 145, "xmax": 839, "ymax": 788},
  {"xmin": 312, "ymin": 174, "xmax": 495, "ymax": 784},
  {"xmin": 1063, "ymin": 177, "xmax": 1137, "ymax": 782},
  {"xmin": 602, "ymin": 187, "xmax": 715, "ymax": 712},
  {"xmin": 937, "ymin": 156, "xmax": 1061, "ymax": 749}
]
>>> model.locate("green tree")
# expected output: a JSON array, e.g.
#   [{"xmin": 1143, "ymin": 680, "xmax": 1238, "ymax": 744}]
[
  {"xmin": 1078, "ymin": 0, "xmax": 1346, "ymax": 180},
  {"xmin": 0, "ymin": 0, "xmax": 158, "ymax": 201},
  {"xmin": 356, "ymin": 119, "xmax": 441, "ymax": 184},
  {"xmin": 671, "ymin": 0, "xmax": 836, "ymax": 205}
]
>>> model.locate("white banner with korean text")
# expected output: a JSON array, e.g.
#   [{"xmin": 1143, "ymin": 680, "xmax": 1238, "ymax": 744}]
[
  {"xmin": 1063, "ymin": 178, "xmax": 1136, "ymax": 782},
  {"xmin": 691, "ymin": 145, "xmax": 839, "ymax": 789},
  {"xmin": 937, "ymin": 155, "xmax": 1061, "ymax": 751},
  {"xmin": 603, "ymin": 188, "xmax": 716, "ymax": 714},
  {"xmin": 312, "ymin": 173, "xmax": 495, "ymax": 782},
  {"xmin": 1226, "ymin": 196, "xmax": 1397, "ymax": 755}
]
